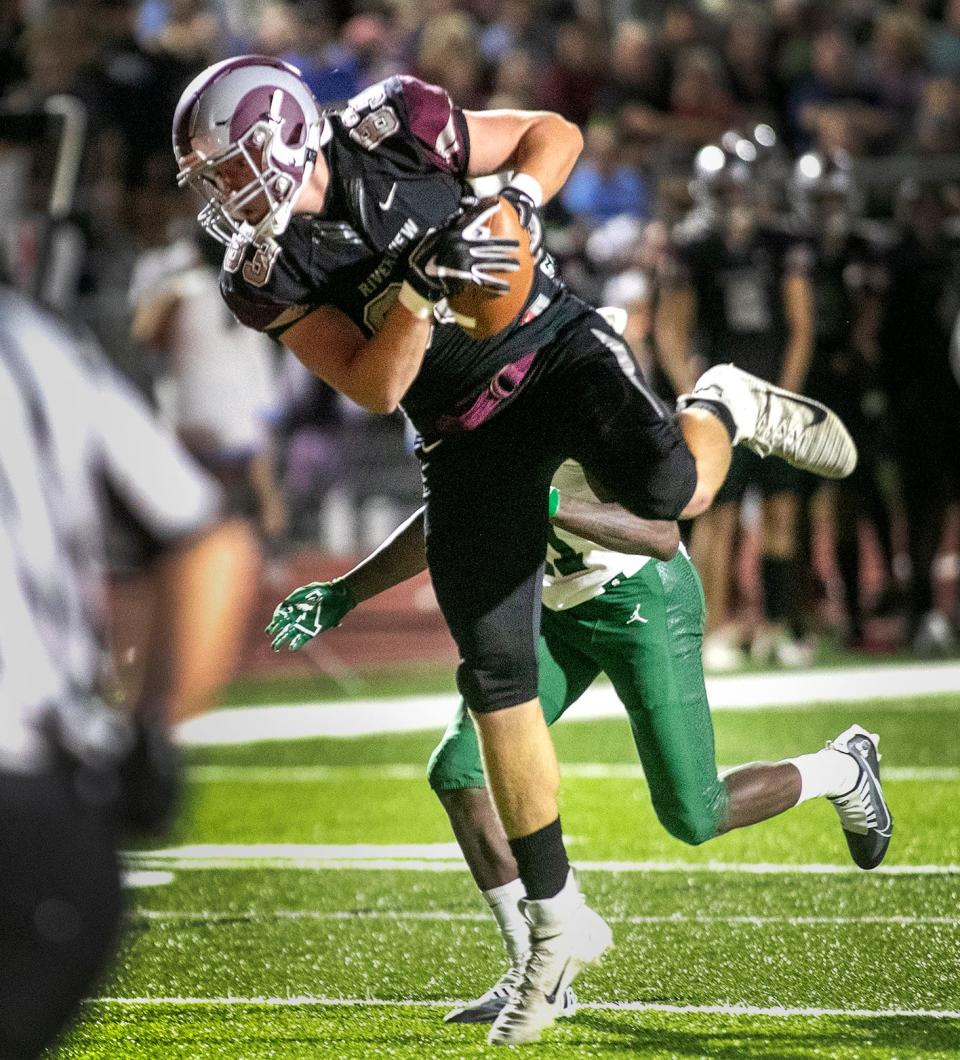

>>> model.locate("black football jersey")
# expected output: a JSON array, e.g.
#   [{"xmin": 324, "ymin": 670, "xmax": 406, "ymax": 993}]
[
  {"xmin": 793, "ymin": 226, "xmax": 888, "ymax": 407},
  {"xmin": 876, "ymin": 229, "xmax": 960, "ymax": 413},
  {"xmin": 808, "ymin": 229, "xmax": 879, "ymax": 355},
  {"xmin": 220, "ymin": 76, "xmax": 584, "ymax": 432},
  {"xmin": 665, "ymin": 219, "xmax": 812, "ymax": 382}
]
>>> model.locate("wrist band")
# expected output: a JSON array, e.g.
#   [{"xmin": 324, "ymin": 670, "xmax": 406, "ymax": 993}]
[
  {"xmin": 331, "ymin": 578, "xmax": 358, "ymax": 609},
  {"xmin": 398, "ymin": 281, "xmax": 434, "ymax": 320},
  {"xmin": 509, "ymin": 172, "xmax": 544, "ymax": 207},
  {"xmin": 548, "ymin": 486, "xmax": 561, "ymax": 520}
]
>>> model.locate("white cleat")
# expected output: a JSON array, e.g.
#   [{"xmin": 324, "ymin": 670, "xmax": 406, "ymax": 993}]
[
  {"xmin": 749, "ymin": 628, "xmax": 816, "ymax": 669},
  {"xmin": 827, "ymin": 724, "xmax": 894, "ymax": 870},
  {"xmin": 488, "ymin": 873, "xmax": 612, "ymax": 1046},
  {"xmin": 703, "ymin": 629, "xmax": 747, "ymax": 673},
  {"xmin": 444, "ymin": 959, "xmax": 577, "ymax": 1024},
  {"xmin": 911, "ymin": 610, "xmax": 956, "ymax": 658},
  {"xmin": 681, "ymin": 363, "xmax": 858, "ymax": 479}
]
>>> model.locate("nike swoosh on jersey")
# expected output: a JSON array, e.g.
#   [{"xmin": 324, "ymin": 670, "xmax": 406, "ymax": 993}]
[
  {"xmin": 420, "ymin": 438, "xmax": 443, "ymax": 454},
  {"xmin": 378, "ymin": 183, "xmax": 398, "ymax": 211}
]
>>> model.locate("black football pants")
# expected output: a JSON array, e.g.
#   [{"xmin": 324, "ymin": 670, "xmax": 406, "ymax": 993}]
[
  {"xmin": 0, "ymin": 762, "xmax": 122, "ymax": 1059},
  {"xmin": 420, "ymin": 311, "xmax": 698, "ymax": 714}
]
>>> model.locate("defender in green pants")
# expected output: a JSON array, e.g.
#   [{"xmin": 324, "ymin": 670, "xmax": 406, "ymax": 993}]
[
  {"xmin": 428, "ymin": 543, "xmax": 725, "ymax": 847},
  {"xmin": 267, "ymin": 459, "xmax": 893, "ymax": 1026}
]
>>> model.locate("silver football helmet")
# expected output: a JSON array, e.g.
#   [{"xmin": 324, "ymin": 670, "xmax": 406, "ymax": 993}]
[
  {"xmin": 172, "ymin": 55, "xmax": 324, "ymax": 246},
  {"xmin": 789, "ymin": 149, "xmax": 863, "ymax": 226}
]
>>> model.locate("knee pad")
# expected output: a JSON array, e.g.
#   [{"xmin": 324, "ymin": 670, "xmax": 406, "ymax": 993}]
[
  {"xmin": 439, "ymin": 564, "xmax": 543, "ymax": 714},
  {"xmin": 456, "ymin": 650, "xmax": 539, "ymax": 714}
]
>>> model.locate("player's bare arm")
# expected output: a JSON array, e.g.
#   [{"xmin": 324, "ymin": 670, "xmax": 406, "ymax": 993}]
[
  {"xmin": 266, "ymin": 505, "xmax": 427, "ymax": 652},
  {"xmin": 281, "ymin": 107, "xmax": 581, "ymax": 412},
  {"xmin": 779, "ymin": 271, "xmax": 816, "ymax": 394},
  {"xmin": 343, "ymin": 505, "xmax": 428, "ymax": 602},
  {"xmin": 281, "ymin": 301, "xmax": 433, "ymax": 414},
  {"xmin": 463, "ymin": 110, "xmax": 583, "ymax": 202},
  {"xmin": 654, "ymin": 282, "xmax": 700, "ymax": 396},
  {"xmin": 268, "ymin": 488, "xmax": 680, "ymax": 652},
  {"xmin": 552, "ymin": 496, "xmax": 680, "ymax": 561}
]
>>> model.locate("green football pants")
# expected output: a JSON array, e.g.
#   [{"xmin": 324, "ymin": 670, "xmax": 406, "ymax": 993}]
[{"xmin": 427, "ymin": 551, "xmax": 729, "ymax": 845}]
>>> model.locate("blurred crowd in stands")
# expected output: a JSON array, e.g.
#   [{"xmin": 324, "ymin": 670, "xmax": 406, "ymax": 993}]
[{"xmin": 3, "ymin": 0, "xmax": 960, "ymax": 665}]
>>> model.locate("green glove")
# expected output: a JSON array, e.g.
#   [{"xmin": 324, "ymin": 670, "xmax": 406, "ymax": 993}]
[
  {"xmin": 265, "ymin": 579, "xmax": 358, "ymax": 652},
  {"xmin": 548, "ymin": 486, "xmax": 561, "ymax": 520}
]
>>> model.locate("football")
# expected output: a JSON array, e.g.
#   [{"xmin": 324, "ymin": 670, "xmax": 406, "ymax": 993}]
[{"xmin": 447, "ymin": 196, "xmax": 535, "ymax": 340}]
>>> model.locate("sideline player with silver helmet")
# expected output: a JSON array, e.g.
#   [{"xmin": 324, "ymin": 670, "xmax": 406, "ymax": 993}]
[
  {"xmin": 789, "ymin": 150, "xmax": 899, "ymax": 649},
  {"xmin": 660, "ymin": 130, "xmax": 822, "ymax": 672},
  {"xmin": 174, "ymin": 57, "xmax": 859, "ymax": 1045}
]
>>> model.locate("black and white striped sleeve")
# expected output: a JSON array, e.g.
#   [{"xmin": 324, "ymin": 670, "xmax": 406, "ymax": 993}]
[{"xmin": 90, "ymin": 361, "xmax": 222, "ymax": 547}]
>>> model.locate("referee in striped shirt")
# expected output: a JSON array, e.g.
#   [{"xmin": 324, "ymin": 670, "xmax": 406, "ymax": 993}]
[{"xmin": 0, "ymin": 285, "xmax": 260, "ymax": 1058}]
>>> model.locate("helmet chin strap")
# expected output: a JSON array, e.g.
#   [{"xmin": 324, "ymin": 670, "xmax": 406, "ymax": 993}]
[
  {"xmin": 258, "ymin": 113, "xmax": 324, "ymax": 239},
  {"xmin": 268, "ymin": 119, "xmax": 325, "ymax": 236},
  {"xmin": 283, "ymin": 164, "xmax": 311, "ymax": 214}
]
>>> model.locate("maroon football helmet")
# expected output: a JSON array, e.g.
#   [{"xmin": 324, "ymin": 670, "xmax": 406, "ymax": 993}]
[{"xmin": 173, "ymin": 56, "xmax": 324, "ymax": 246}]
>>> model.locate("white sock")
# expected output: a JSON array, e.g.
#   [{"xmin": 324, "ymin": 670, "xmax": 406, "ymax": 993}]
[
  {"xmin": 483, "ymin": 878, "xmax": 529, "ymax": 962},
  {"xmin": 788, "ymin": 748, "xmax": 861, "ymax": 803}
]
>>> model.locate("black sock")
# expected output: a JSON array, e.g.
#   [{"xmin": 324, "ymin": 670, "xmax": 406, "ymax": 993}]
[
  {"xmin": 761, "ymin": 555, "xmax": 792, "ymax": 624},
  {"xmin": 684, "ymin": 398, "xmax": 736, "ymax": 442},
  {"xmin": 508, "ymin": 817, "xmax": 569, "ymax": 900}
]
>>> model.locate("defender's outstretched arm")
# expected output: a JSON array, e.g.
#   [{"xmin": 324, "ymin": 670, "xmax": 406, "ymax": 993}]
[
  {"xmin": 268, "ymin": 497, "xmax": 682, "ymax": 651},
  {"xmin": 266, "ymin": 506, "xmax": 427, "ymax": 652}
]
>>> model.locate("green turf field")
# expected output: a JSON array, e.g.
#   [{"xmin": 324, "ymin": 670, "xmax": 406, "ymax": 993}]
[{"xmin": 57, "ymin": 693, "xmax": 960, "ymax": 1058}]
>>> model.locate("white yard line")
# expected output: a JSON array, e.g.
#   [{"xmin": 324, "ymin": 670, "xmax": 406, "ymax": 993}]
[
  {"xmin": 131, "ymin": 909, "xmax": 960, "ymax": 927},
  {"xmin": 86, "ymin": 996, "xmax": 960, "ymax": 1019},
  {"xmin": 123, "ymin": 845, "xmax": 960, "ymax": 875},
  {"xmin": 177, "ymin": 661, "xmax": 960, "ymax": 745},
  {"xmin": 186, "ymin": 764, "xmax": 960, "ymax": 783}
]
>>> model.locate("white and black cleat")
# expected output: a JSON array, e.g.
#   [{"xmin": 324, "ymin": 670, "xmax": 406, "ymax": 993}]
[
  {"xmin": 827, "ymin": 724, "xmax": 893, "ymax": 870},
  {"xmin": 680, "ymin": 364, "xmax": 858, "ymax": 480},
  {"xmin": 488, "ymin": 873, "xmax": 611, "ymax": 1045},
  {"xmin": 444, "ymin": 960, "xmax": 577, "ymax": 1024}
]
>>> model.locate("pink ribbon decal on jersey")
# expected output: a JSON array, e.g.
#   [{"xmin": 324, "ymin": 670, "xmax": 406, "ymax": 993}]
[{"xmin": 434, "ymin": 350, "xmax": 538, "ymax": 435}]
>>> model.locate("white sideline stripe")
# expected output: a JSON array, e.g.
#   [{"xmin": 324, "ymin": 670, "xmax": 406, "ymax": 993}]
[
  {"xmin": 123, "ymin": 846, "xmax": 960, "ymax": 875},
  {"xmin": 176, "ymin": 661, "xmax": 960, "ymax": 745},
  {"xmin": 136, "ymin": 842, "xmax": 467, "ymax": 861},
  {"xmin": 186, "ymin": 764, "xmax": 960, "ymax": 783},
  {"xmin": 132, "ymin": 909, "xmax": 960, "ymax": 927},
  {"xmin": 189, "ymin": 764, "xmax": 426, "ymax": 782},
  {"xmin": 86, "ymin": 996, "xmax": 960, "ymax": 1019},
  {"xmin": 122, "ymin": 871, "xmax": 174, "ymax": 889}
]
